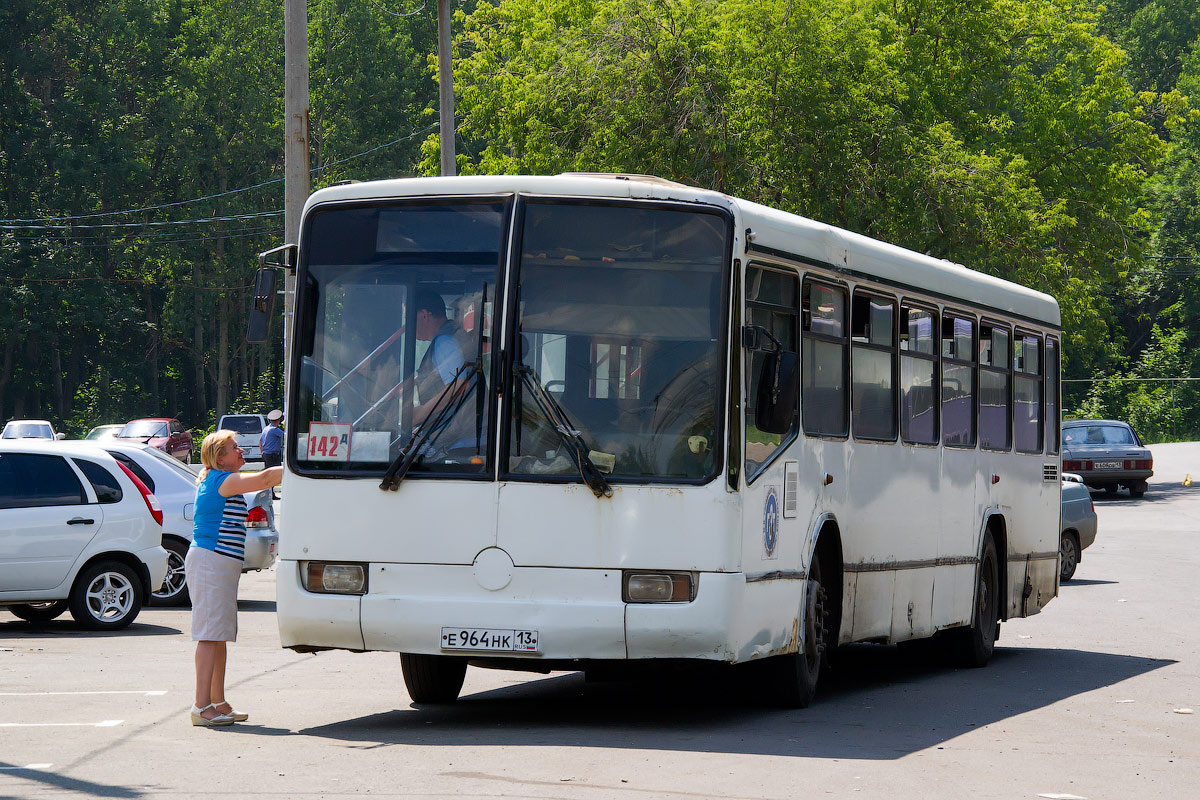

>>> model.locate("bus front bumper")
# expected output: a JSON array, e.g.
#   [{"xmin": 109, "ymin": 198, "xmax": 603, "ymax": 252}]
[{"xmin": 277, "ymin": 561, "xmax": 746, "ymax": 662}]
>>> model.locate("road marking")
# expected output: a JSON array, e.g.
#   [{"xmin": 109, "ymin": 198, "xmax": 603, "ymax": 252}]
[
  {"xmin": 0, "ymin": 720, "xmax": 122, "ymax": 728},
  {"xmin": 0, "ymin": 690, "xmax": 166, "ymax": 697},
  {"xmin": 0, "ymin": 764, "xmax": 53, "ymax": 771}
]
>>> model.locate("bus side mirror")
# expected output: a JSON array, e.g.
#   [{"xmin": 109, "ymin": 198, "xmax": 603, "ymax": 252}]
[
  {"xmin": 246, "ymin": 267, "xmax": 278, "ymax": 343},
  {"xmin": 755, "ymin": 350, "xmax": 800, "ymax": 434}
]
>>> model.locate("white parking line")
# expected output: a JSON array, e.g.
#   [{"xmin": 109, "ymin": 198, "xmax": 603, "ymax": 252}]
[
  {"xmin": 0, "ymin": 690, "xmax": 166, "ymax": 697},
  {"xmin": 0, "ymin": 720, "xmax": 122, "ymax": 728},
  {"xmin": 0, "ymin": 764, "xmax": 53, "ymax": 771}
]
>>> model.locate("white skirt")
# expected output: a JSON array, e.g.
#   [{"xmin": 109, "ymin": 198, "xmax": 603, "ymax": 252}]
[{"xmin": 185, "ymin": 546, "xmax": 242, "ymax": 642}]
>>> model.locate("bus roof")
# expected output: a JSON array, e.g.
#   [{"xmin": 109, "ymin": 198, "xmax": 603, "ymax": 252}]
[{"xmin": 303, "ymin": 174, "xmax": 1060, "ymax": 328}]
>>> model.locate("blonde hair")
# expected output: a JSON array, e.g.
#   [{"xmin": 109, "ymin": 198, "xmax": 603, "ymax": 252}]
[{"xmin": 198, "ymin": 430, "xmax": 238, "ymax": 481}]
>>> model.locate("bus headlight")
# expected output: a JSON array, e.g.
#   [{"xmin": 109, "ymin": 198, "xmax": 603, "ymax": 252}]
[
  {"xmin": 301, "ymin": 562, "xmax": 367, "ymax": 595},
  {"xmin": 623, "ymin": 571, "xmax": 695, "ymax": 603}
]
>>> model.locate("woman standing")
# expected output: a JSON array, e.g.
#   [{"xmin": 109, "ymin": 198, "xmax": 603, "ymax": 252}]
[{"xmin": 187, "ymin": 430, "xmax": 282, "ymax": 726}]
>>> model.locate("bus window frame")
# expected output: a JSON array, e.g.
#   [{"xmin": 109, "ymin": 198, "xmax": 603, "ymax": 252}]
[
  {"xmin": 801, "ymin": 275, "xmax": 851, "ymax": 441},
  {"xmin": 286, "ymin": 194, "xmax": 514, "ymax": 480},
  {"xmin": 743, "ymin": 262, "xmax": 801, "ymax": 484},
  {"xmin": 1013, "ymin": 328, "xmax": 1044, "ymax": 455},
  {"xmin": 497, "ymin": 196, "xmax": 735, "ymax": 488},
  {"xmin": 850, "ymin": 288, "xmax": 899, "ymax": 443},
  {"xmin": 1045, "ymin": 335, "xmax": 1061, "ymax": 456},
  {"xmin": 978, "ymin": 318, "xmax": 1013, "ymax": 453},
  {"xmin": 940, "ymin": 309, "xmax": 978, "ymax": 449},
  {"xmin": 898, "ymin": 298, "xmax": 941, "ymax": 447}
]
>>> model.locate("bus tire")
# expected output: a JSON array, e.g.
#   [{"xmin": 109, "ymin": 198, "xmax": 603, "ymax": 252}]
[
  {"xmin": 400, "ymin": 653, "xmax": 467, "ymax": 704},
  {"xmin": 771, "ymin": 554, "xmax": 829, "ymax": 708},
  {"xmin": 950, "ymin": 533, "xmax": 999, "ymax": 668}
]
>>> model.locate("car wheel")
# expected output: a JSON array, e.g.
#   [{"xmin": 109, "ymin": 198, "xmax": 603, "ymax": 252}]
[
  {"xmin": 1059, "ymin": 532, "xmax": 1079, "ymax": 582},
  {"xmin": 1128, "ymin": 486, "xmax": 1146, "ymax": 498},
  {"xmin": 68, "ymin": 561, "xmax": 144, "ymax": 631},
  {"xmin": 7, "ymin": 600, "xmax": 69, "ymax": 623},
  {"xmin": 947, "ymin": 532, "xmax": 999, "ymax": 668},
  {"xmin": 400, "ymin": 653, "xmax": 467, "ymax": 703},
  {"xmin": 1103, "ymin": 484, "xmax": 1119, "ymax": 497},
  {"xmin": 151, "ymin": 538, "xmax": 190, "ymax": 606}
]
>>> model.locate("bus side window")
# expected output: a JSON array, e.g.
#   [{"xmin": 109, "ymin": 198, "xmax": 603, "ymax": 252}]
[
  {"xmin": 979, "ymin": 322, "xmax": 1011, "ymax": 451},
  {"xmin": 1045, "ymin": 337, "xmax": 1060, "ymax": 455},
  {"xmin": 850, "ymin": 291, "xmax": 897, "ymax": 441},
  {"xmin": 941, "ymin": 313, "xmax": 977, "ymax": 447},
  {"xmin": 744, "ymin": 266, "xmax": 799, "ymax": 480},
  {"xmin": 1014, "ymin": 331, "xmax": 1043, "ymax": 453},
  {"xmin": 801, "ymin": 280, "xmax": 849, "ymax": 438},
  {"xmin": 899, "ymin": 303, "xmax": 938, "ymax": 444}
]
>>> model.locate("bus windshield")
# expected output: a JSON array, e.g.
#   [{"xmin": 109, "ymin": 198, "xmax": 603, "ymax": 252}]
[
  {"xmin": 292, "ymin": 197, "xmax": 728, "ymax": 484},
  {"xmin": 295, "ymin": 199, "xmax": 507, "ymax": 475},
  {"xmin": 509, "ymin": 201, "xmax": 728, "ymax": 482}
]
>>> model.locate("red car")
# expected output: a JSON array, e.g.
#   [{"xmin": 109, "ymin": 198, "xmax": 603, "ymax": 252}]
[{"xmin": 118, "ymin": 418, "xmax": 194, "ymax": 463}]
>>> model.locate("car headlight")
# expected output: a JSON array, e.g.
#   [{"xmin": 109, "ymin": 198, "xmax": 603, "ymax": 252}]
[{"xmin": 301, "ymin": 561, "xmax": 367, "ymax": 595}]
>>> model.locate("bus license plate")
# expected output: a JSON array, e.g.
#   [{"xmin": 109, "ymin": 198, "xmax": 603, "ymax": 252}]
[
  {"xmin": 441, "ymin": 627, "xmax": 539, "ymax": 653},
  {"xmin": 1093, "ymin": 460, "xmax": 1122, "ymax": 470}
]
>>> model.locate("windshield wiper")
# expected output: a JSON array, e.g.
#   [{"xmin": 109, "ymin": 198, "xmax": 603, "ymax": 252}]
[
  {"xmin": 379, "ymin": 360, "xmax": 480, "ymax": 491},
  {"xmin": 515, "ymin": 364, "xmax": 613, "ymax": 498}
]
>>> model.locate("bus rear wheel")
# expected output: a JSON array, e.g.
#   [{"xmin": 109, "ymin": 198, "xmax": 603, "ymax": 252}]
[
  {"xmin": 400, "ymin": 653, "xmax": 467, "ymax": 704},
  {"xmin": 948, "ymin": 533, "xmax": 999, "ymax": 668}
]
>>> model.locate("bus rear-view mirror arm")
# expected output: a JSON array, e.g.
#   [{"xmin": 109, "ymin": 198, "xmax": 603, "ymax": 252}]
[{"xmin": 247, "ymin": 244, "xmax": 296, "ymax": 344}]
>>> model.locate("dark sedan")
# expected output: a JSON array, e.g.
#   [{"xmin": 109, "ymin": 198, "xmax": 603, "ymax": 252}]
[{"xmin": 1061, "ymin": 419, "xmax": 1153, "ymax": 498}]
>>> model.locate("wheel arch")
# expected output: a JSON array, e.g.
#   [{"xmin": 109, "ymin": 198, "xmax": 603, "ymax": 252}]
[
  {"xmin": 806, "ymin": 515, "xmax": 844, "ymax": 644},
  {"xmin": 75, "ymin": 551, "xmax": 154, "ymax": 598}
]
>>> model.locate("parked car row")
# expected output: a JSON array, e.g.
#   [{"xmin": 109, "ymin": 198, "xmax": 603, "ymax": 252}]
[
  {"xmin": 1, "ymin": 438, "xmax": 278, "ymax": 630},
  {"xmin": 3, "ymin": 416, "xmax": 195, "ymax": 463}
]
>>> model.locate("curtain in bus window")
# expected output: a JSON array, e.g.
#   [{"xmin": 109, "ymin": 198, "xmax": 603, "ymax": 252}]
[{"xmin": 900, "ymin": 355, "xmax": 937, "ymax": 443}]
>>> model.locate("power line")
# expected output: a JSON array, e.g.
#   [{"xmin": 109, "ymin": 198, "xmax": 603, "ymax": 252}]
[
  {"xmin": 0, "ymin": 211, "xmax": 282, "ymax": 231},
  {"xmin": 0, "ymin": 122, "xmax": 440, "ymax": 225}
]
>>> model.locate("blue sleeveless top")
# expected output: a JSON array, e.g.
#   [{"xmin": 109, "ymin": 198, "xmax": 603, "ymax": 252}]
[{"xmin": 193, "ymin": 470, "xmax": 248, "ymax": 561}]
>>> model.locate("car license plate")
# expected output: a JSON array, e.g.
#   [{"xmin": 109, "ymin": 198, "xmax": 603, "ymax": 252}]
[
  {"xmin": 1093, "ymin": 460, "xmax": 1122, "ymax": 470},
  {"xmin": 441, "ymin": 627, "xmax": 539, "ymax": 653}
]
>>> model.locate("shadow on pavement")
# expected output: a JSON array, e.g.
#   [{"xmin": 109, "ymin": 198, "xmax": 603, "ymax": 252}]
[
  {"xmin": 0, "ymin": 761, "xmax": 141, "ymax": 798},
  {"xmin": 1060, "ymin": 578, "xmax": 1118, "ymax": 587},
  {"xmin": 1091, "ymin": 482, "xmax": 1196, "ymax": 504},
  {"xmin": 296, "ymin": 645, "xmax": 1172, "ymax": 760},
  {"xmin": 0, "ymin": 620, "xmax": 180, "ymax": 638}
]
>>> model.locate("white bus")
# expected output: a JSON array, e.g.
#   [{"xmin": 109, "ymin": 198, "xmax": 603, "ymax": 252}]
[{"xmin": 258, "ymin": 173, "xmax": 1062, "ymax": 707}]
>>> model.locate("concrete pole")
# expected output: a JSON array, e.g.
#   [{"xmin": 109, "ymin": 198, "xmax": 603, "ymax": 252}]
[
  {"xmin": 437, "ymin": 0, "xmax": 456, "ymax": 176},
  {"xmin": 283, "ymin": 0, "xmax": 309, "ymax": 409}
]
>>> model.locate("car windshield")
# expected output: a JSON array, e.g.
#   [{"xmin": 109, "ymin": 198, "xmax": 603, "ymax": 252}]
[
  {"xmin": 85, "ymin": 426, "xmax": 120, "ymax": 440},
  {"xmin": 1063, "ymin": 424, "xmax": 1136, "ymax": 446},
  {"xmin": 222, "ymin": 417, "xmax": 263, "ymax": 434},
  {"xmin": 121, "ymin": 420, "xmax": 168, "ymax": 438},
  {"xmin": 2, "ymin": 422, "xmax": 53, "ymax": 439}
]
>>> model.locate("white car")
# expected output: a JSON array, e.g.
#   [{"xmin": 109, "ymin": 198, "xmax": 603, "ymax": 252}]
[
  {"xmin": 2, "ymin": 419, "xmax": 65, "ymax": 440},
  {"xmin": 58, "ymin": 441, "xmax": 280, "ymax": 606},
  {"xmin": 218, "ymin": 414, "xmax": 268, "ymax": 464},
  {"xmin": 0, "ymin": 440, "xmax": 168, "ymax": 630}
]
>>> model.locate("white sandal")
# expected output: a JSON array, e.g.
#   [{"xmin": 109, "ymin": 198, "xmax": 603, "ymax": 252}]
[
  {"xmin": 190, "ymin": 703, "xmax": 234, "ymax": 727},
  {"xmin": 212, "ymin": 701, "xmax": 249, "ymax": 722}
]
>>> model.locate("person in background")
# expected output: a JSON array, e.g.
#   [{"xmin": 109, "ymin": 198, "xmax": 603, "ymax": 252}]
[
  {"xmin": 187, "ymin": 430, "xmax": 281, "ymax": 727},
  {"xmin": 260, "ymin": 409, "xmax": 284, "ymax": 469}
]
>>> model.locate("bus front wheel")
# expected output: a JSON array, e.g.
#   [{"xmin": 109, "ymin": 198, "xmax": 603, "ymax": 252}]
[
  {"xmin": 770, "ymin": 555, "xmax": 829, "ymax": 708},
  {"xmin": 400, "ymin": 653, "xmax": 467, "ymax": 704}
]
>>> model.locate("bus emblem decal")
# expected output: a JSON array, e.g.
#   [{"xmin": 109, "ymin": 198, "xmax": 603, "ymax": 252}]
[{"xmin": 763, "ymin": 487, "xmax": 780, "ymax": 559}]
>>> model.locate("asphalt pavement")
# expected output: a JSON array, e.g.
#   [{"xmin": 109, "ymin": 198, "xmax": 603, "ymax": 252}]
[{"xmin": 1, "ymin": 444, "xmax": 1198, "ymax": 799}]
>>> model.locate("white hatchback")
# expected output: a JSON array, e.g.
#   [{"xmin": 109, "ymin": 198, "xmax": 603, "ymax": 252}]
[
  {"xmin": 218, "ymin": 414, "xmax": 268, "ymax": 464},
  {"xmin": 58, "ymin": 441, "xmax": 280, "ymax": 606},
  {"xmin": 0, "ymin": 441, "xmax": 168, "ymax": 630}
]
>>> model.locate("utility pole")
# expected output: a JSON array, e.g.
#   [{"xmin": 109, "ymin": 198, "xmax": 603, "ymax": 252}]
[
  {"xmin": 437, "ymin": 0, "xmax": 456, "ymax": 176},
  {"xmin": 283, "ymin": 0, "xmax": 309, "ymax": 406}
]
